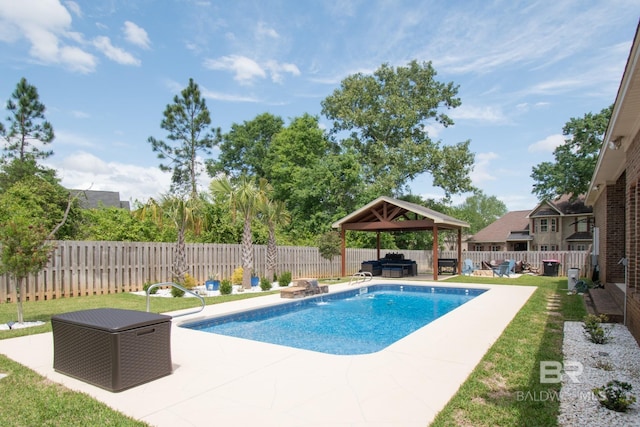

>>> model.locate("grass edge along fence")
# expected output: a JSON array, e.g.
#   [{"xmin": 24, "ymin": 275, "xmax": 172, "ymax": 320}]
[{"xmin": 0, "ymin": 241, "xmax": 590, "ymax": 302}]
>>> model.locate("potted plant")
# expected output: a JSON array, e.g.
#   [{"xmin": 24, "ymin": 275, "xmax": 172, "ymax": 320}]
[
  {"xmin": 205, "ymin": 273, "xmax": 220, "ymax": 291},
  {"xmin": 250, "ymin": 270, "xmax": 260, "ymax": 287}
]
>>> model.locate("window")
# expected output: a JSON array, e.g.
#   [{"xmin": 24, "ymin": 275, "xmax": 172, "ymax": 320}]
[
  {"xmin": 551, "ymin": 219, "xmax": 557, "ymax": 232},
  {"xmin": 473, "ymin": 244, "xmax": 483, "ymax": 251},
  {"xmin": 540, "ymin": 219, "xmax": 548, "ymax": 232},
  {"xmin": 490, "ymin": 245, "xmax": 501, "ymax": 251},
  {"xmin": 539, "ymin": 245, "xmax": 548, "ymax": 251},
  {"xmin": 550, "ymin": 245, "xmax": 558, "ymax": 251},
  {"xmin": 576, "ymin": 217, "xmax": 591, "ymax": 232}
]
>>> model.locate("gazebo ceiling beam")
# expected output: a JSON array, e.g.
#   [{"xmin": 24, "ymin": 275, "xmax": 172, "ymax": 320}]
[{"xmin": 341, "ymin": 219, "xmax": 438, "ymax": 231}]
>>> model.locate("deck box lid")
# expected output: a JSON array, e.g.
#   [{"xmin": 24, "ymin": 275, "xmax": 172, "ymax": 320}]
[{"xmin": 52, "ymin": 308, "xmax": 171, "ymax": 332}]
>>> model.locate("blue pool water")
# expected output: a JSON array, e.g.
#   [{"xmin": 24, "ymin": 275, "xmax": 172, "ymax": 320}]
[{"xmin": 181, "ymin": 285, "xmax": 486, "ymax": 355}]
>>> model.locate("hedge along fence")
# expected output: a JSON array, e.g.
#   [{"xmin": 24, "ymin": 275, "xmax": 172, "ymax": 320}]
[{"xmin": 0, "ymin": 240, "xmax": 591, "ymax": 303}]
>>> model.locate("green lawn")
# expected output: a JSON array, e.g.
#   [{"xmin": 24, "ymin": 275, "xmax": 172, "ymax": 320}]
[
  {"xmin": 0, "ymin": 276, "xmax": 586, "ymax": 426},
  {"xmin": 432, "ymin": 275, "xmax": 587, "ymax": 426}
]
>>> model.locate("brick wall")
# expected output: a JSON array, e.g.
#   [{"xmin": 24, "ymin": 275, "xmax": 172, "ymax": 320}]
[
  {"xmin": 606, "ymin": 172, "xmax": 626, "ymax": 282},
  {"xmin": 627, "ymin": 132, "xmax": 640, "ymax": 294},
  {"xmin": 626, "ymin": 131, "xmax": 640, "ymax": 345}
]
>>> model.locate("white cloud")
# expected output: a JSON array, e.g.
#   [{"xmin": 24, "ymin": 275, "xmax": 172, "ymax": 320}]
[
  {"xmin": 71, "ymin": 110, "xmax": 90, "ymax": 119},
  {"xmin": 204, "ymin": 55, "xmax": 266, "ymax": 84},
  {"xmin": 470, "ymin": 152, "xmax": 499, "ymax": 184},
  {"xmin": 449, "ymin": 105, "xmax": 506, "ymax": 123},
  {"xmin": 528, "ymin": 134, "xmax": 564, "ymax": 153},
  {"xmin": 0, "ymin": 0, "xmax": 97, "ymax": 72},
  {"xmin": 256, "ymin": 22, "xmax": 279, "ymax": 39},
  {"xmin": 59, "ymin": 151, "xmax": 111, "ymax": 174},
  {"xmin": 203, "ymin": 54, "xmax": 301, "ymax": 85},
  {"xmin": 58, "ymin": 45, "xmax": 96, "ymax": 72},
  {"xmin": 52, "ymin": 151, "xmax": 172, "ymax": 203},
  {"xmin": 264, "ymin": 59, "xmax": 300, "ymax": 83},
  {"xmin": 423, "ymin": 123, "xmax": 443, "ymax": 139},
  {"xmin": 63, "ymin": 1, "xmax": 81, "ymax": 17},
  {"xmin": 200, "ymin": 87, "xmax": 261, "ymax": 103},
  {"xmin": 93, "ymin": 35, "xmax": 140, "ymax": 65},
  {"xmin": 123, "ymin": 21, "xmax": 150, "ymax": 49}
]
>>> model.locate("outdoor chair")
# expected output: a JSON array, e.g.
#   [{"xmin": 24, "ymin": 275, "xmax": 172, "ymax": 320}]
[
  {"xmin": 280, "ymin": 278, "xmax": 328, "ymax": 298},
  {"xmin": 462, "ymin": 259, "xmax": 476, "ymax": 276},
  {"xmin": 492, "ymin": 261, "xmax": 511, "ymax": 277}
]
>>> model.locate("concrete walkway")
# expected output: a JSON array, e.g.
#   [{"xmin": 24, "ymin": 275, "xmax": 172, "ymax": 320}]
[{"xmin": 0, "ymin": 280, "xmax": 535, "ymax": 427}]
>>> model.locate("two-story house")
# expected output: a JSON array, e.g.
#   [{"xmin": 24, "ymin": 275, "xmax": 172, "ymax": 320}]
[{"xmin": 467, "ymin": 195, "xmax": 593, "ymax": 251}]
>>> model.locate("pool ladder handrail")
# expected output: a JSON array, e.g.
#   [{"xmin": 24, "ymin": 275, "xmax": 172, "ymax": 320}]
[
  {"xmin": 145, "ymin": 281, "xmax": 205, "ymax": 318},
  {"xmin": 349, "ymin": 271, "xmax": 373, "ymax": 286}
]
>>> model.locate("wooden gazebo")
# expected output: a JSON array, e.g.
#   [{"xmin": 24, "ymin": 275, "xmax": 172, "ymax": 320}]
[{"xmin": 331, "ymin": 196, "xmax": 470, "ymax": 280}]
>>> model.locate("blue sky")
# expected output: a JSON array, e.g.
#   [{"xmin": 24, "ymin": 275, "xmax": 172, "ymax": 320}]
[{"xmin": 0, "ymin": 1, "xmax": 638, "ymax": 211}]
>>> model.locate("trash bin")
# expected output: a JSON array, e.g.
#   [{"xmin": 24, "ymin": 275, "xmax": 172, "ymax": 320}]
[
  {"xmin": 567, "ymin": 268, "xmax": 579, "ymax": 290},
  {"xmin": 543, "ymin": 259, "xmax": 560, "ymax": 277}
]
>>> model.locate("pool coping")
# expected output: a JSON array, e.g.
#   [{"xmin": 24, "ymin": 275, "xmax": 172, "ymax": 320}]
[{"xmin": 0, "ymin": 279, "xmax": 535, "ymax": 427}]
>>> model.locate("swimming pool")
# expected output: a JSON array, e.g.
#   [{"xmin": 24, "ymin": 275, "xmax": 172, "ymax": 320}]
[{"xmin": 181, "ymin": 284, "xmax": 487, "ymax": 355}]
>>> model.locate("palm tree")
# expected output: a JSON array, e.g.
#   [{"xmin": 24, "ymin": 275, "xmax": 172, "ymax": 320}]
[
  {"xmin": 134, "ymin": 195, "xmax": 204, "ymax": 285},
  {"xmin": 210, "ymin": 176, "xmax": 267, "ymax": 289},
  {"xmin": 260, "ymin": 198, "xmax": 290, "ymax": 281}
]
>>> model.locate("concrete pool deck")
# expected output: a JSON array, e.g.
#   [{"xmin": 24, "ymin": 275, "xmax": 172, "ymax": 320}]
[{"xmin": 0, "ymin": 280, "xmax": 535, "ymax": 426}]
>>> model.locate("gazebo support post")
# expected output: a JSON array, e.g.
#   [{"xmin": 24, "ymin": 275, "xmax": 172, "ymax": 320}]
[
  {"xmin": 433, "ymin": 226, "xmax": 439, "ymax": 281},
  {"xmin": 340, "ymin": 227, "xmax": 346, "ymax": 277},
  {"xmin": 376, "ymin": 232, "xmax": 381, "ymax": 260},
  {"xmin": 457, "ymin": 229, "xmax": 462, "ymax": 275}
]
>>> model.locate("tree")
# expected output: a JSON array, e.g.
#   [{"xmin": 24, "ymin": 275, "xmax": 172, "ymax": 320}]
[
  {"xmin": 317, "ymin": 231, "xmax": 341, "ymax": 275},
  {"xmin": 531, "ymin": 105, "xmax": 612, "ymax": 201},
  {"xmin": 148, "ymin": 78, "xmax": 221, "ymax": 199},
  {"xmin": 263, "ymin": 114, "xmax": 364, "ymax": 238},
  {"xmin": 264, "ymin": 114, "xmax": 333, "ymax": 200},
  {"xmin": 0, "ymin": 177, "xmax": 73, "ymax": 322},
  {"xmin": 208, "ymin": 112, "xmax": 284, "ymax": 179},
  {"xmin": 321, "ymin": 60, "xmax": 475, "ymax": 198},
  {"xmin": 133, "ymin": 195, "xmax": 205, "ymax": 286},
  {"xmin": 210, "ymin": 176, "xmax": 268, "ymax": 288},
  {"xmin": 78, "ymin": 206, "xmax": 168, "ymax": 242},
  {"xmin": 1, "ymin": 77, "xmax": 54, "ymax": 162},
  {"xmin": 450, "ymin": 191, "xmax": 508, "ymax": 234},
  {"xmin": 259, "ymin": 197, "xmax": 290, "ymax": 281},
  {"xmin": 0, "ymin": 158, "xmax": 59, "ymax": 193}
]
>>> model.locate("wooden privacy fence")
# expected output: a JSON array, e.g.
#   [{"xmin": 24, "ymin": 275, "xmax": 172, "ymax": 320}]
[{"xmin": 0, "ymin": 241, "xmax": 590, "ymax": 302}]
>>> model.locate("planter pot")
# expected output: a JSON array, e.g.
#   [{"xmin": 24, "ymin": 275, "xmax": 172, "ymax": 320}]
[
  {"xmin": 251, "ymin": 276, "xmax": 259, "ymax": 287},
  {"xmin": 205, "ymin": 280, "xmax": 220, "ymax": 291}
]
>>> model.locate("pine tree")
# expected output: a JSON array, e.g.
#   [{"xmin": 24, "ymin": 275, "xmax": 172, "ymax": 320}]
[{"xmin": 1, "ymin": 77, "xmax": 54, "ymax": 162}]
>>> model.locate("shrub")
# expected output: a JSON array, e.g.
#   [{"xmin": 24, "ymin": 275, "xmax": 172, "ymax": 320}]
[
  {"xmin": 219, "ymin": 279, "xmax": 233, "ymax": 295},
  {"xmin": 171, "ymin": 286, "xmax": 185, "ymax": 298},
  {"xmin": 583, "ymin": 314, "xmax": 611, "ymax": 344},
  {"xmin": 593, "ymin": 380, "xmax": 636, "ymax": 412},
  {"xmin": 143, "ymin": 282, "xmax": 158, "ymax": 295},
  {"xmin": 231, "ymin": 266, "xmax": 243, "ymax": 285},
  {"xmin": 183, "ymin": 273, "xmax": 196, "ymax": 289},
  {"xmin": 278, "ymin": 271, "xmax": 292, "ymax": 287},
  {"xmin": 260, "ymin": 276, "xmax": 272, "ymax": 291},
  {"xmin": 170, "ymin": 273, "xmax": 196, "ymax": 298}
]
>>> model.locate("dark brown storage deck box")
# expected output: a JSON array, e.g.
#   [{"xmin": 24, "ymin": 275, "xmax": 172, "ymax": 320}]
[{"xmin": 52, "ymin": 308, "xmax": 172, "ymax": 392}]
